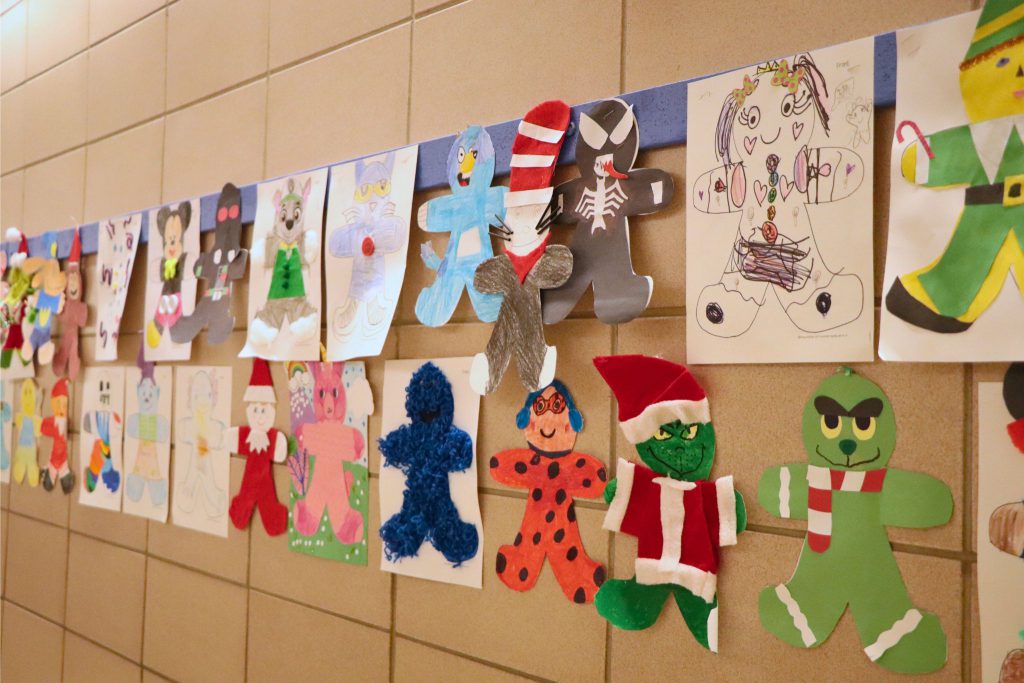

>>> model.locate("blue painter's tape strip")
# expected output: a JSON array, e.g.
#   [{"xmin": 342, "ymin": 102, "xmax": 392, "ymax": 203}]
[{"xmin": 2, "ymin": 32, "xmax": 899, "ymax": 259}]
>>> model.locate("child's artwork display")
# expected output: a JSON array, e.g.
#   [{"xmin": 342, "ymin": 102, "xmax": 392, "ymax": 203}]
[
  {"xmin": 286, "ymin": 360, "xmax": 374, "ymax": 564},
  {"xmin": 226, "ymin": 359, "xmax": 289, "ymax": 536},
  {"xmin": 378, "ymin": 358, "xmax": 483, "ymax": 588},
  {"xmin": 415, "ymin": 127, "xmax": 505, "ymax": 327},
  {"xmin": 94, "ymin": 214, "xmax": 142, "ymax": 361},
  {"xmin": 78, "ymin": 366, "xmax": 126, "ymax": 510},
  {"xmin": 40, "ymin": 378, "xmax": 72, "ymax": 494},
  {"xmin": 52, "ymin": 228, "xmax": 86, "ymax": 380},
  {"xmin": 325, "ymin": 145, "xmax": 419, "ymax": 361},
  {"xmin": 489, "ymin": 380, "xmax": 608, "ymax": 603},
  {"xmin": 12, "ymin": 378, "xmax": 41, "ymax": 487},
  {"xmin": 20, "ymin": 238, "xmax": 65, "ymax": 366},
  {"xmin": 881, "ymin": 5, "xmax": 1024, "ymax": 361},
  {"xmin": 757, "ymin": 368, "xmax": 952, "ymax": 673},
  {"xmin": 241, "ymin": 171, "xmax": 327, "ymax": 361},
  {"xmin": 172, "ymin": 366, "xmax": 231, "ymax": 537},
  {"xmin": 686, "ymin": 38, "xmax": 874, "ymax": 364},
  {"xmin": 978, "ymin": 371, "xmax": 1024, "ymax": 683},
  {"xmin": 123, "ymin": 353, "xmax": 172, "ymax": 521},
  {"xmin": 542, "ymin": 98, "xmax": 675, "ymax": 324},
  {"xmin": 470, "ymin": 101, "xmax": 573, "ymax": 395},
  {"xmin": 2, "ymin": 229, "xmax": 35, "ymax": 377},
  {"xmin": 0, "ymin": 379, "xmax": 12, "ymax": 483},
  {"xmin": 170, "ymin": 184, "xmax": 248, "ymax": 346},
  {"xmin": 593, "ymin": 355, "xmax": 744, "ymax": 652},
  {"xmin": 144, "ymin": 201, "xmax": 200, "ymax": 361}
]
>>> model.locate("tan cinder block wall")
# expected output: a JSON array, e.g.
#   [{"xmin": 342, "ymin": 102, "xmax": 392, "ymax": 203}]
[{"xmin": 0, "ymin": 0, "xmax": 991, "ymax": 681}]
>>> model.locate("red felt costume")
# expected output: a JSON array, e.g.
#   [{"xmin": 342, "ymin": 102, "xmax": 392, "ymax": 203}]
[
  {"xmin": 491, "ymin": 447, "xmax": 607, "ymax": 602},
  {"xmin": 229, "ymin": 425, "xmax": 287, "ymax": 535},
  {"xmin": 604, "ymin": 459, "xmax": 738, "ymax": 603}
]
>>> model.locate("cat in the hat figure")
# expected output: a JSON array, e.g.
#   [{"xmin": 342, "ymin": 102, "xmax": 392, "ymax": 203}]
[
  {"xmin": 226, "ymin": 359, "xmax": 289, "ymax": 536},
  {"xmin": 489, "ymin": 380, "xmax": 608, "ymax": 603},
  {"xmin": 52, "ymin": 228, "xmax": 87, "ymax": 380},
  {"xmin": 1, "ymin": 228, "xmax": 34, "ymax": 371},
  {"xmin": 542, "ymin": 98, "xmax": 674, "ymax": 325},
  {"xmin": 758, "ymin": 368, "xmax": 952, "ymax": 673},
  {"xmin": 886, "ymin": 0, "xmax": 1024, "ymax": 333},
  {"xmin": 692, "ymin": 54, "xmax": 865, "ymax": 337},
  {"xmin": 470, "ymin": 101, "xmax": 574, "ymax": 395},
  {"xmin": 594, "ymin": 355, "xmax": 745, "ymax": 652},
  {"xmin": 415, "ymin": 125, "xmax": 506, "ymax": 327},
  {"xmin": 40, "ymin": 378, "xmax": 73, "ymax": 493}
]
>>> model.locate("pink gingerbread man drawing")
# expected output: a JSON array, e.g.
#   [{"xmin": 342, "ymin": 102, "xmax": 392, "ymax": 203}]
[{"xmin": 292, "ymin": 362, "xmax": 373, "ymax": 544}]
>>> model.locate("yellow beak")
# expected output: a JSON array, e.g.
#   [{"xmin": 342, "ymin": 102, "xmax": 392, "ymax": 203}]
[{"xmin": 459, "ymin": 153, "xmax": 476, "ymax": 176}]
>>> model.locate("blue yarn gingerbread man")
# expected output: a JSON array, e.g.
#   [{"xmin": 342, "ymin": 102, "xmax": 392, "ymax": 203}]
[
  {"xmin": 415, "ymin": 126, "xmax": 506, "ymax": 327},
  {"xmin": 379, "ymin": 362, "xmax": 479, "ymax": 565}
]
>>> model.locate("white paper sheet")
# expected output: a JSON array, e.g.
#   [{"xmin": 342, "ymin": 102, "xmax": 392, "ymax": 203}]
[
  {"xmin": 94, "ymin": 214, "xmax": 142, "ymax": 362},
  {"xmin": 977, "ymin": 381, "xmax": 1024, "ymax": 683},
  {"xmin": 879, "ymin": 11, "xmax": 1024, "ymax": 361},
  {"xmin": 378, "ymin": 357, "xmax": 483, "ymax": 588},
  {"xmin": 240, "ymin": 169, "xmax": 328, "ymax": 361},
  {"xmin": 685, "ymin": 37, "xmax": 875, "ymax": 364},
  {"xmin": 0, "ymin": 378, "xmax": 12, "ymax": 483},
  {"xmin": 171, "ymin": 366, "xmax": 231, "ymax": 537},
  {"xmin": 144, "ymin": 200, "xmax": 201, "ymax": 362},
  {"xmin": 325, "ymin": 145, "xmax": 419, "ymax": 361},
  {"xmin": 77, "ymin": 366, "xmax": 126, "ymax": 511},
  {"xmin": 122, "ymin": 364, "xmax": 173, "ymax": 522}
]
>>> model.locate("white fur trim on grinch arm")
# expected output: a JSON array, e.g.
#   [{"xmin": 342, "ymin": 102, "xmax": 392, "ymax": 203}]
[
  {"xmin": 707, "ymin": 606, "xmax": 719, "ymax": 653},
  {"xmin": 864, "ymin": 609, "xmax": 923, "ymax": 662},
  {"xmin": 602, "ymin": 458, "xmax": 635, "ymax": 532},
  {"xmin": 716, "ymin": 475, "xmax": 738, "ymax": 547},
  {"xmin": 619, "ymin": 399, "xmax": 710, "ymax": 443},
  {"xmin": 634, "ymin": 559, "xmax": 717, "ymax": 603},
  {"xmin": 775, "ymin": 584, "xmax": 816, "ymax": 647}
]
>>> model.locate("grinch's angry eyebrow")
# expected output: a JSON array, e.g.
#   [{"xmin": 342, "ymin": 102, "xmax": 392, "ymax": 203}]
[{"xmin": 813, "ymin": 396, "xmax": 884, "ymax": 418}]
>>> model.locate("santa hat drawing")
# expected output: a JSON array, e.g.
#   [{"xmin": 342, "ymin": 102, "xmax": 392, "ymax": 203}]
[
  {"xmin": 505, "ymin": 100, "xmax": 571, "ymax": 209},
  {"xmin": 245, "ymin": 358, "xmax": 276, "ymax": 403},
  {"xmin": 593, "ymin": 355, "xmax": 711, "ymax": 444},
  {"xmin": 51, "ymin": 377, "xmax": 69, "ymax": 399},
  {"xmin": 67, "ymin": 227, "xmax": 82, "ymax": 270},
  {"xmin": 7, "ymin": 228, "xmax": 28, "ymax": 268}
]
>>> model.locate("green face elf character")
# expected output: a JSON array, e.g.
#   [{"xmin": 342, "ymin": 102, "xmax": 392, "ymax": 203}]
[
  {"xmin": 593, "ymin": 355, "xmax": 746, "ymax": 653},
  {"xmin": 758, "ymin": 367, "xmax": 953, "ymax": 674},
  {"xmin": 886, "ymin": 0, "xmax": 1024, "ymax": 332}
]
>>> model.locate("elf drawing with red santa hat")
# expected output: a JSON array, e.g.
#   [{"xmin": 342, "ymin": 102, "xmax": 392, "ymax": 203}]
[
  {"xmin": 594, "ymin": 354, "xmax": 746, "ymax": 652},
  {"xmin": 226, "ymin": 358, "xmax": 289, "ymax": 536},
  {"xmin": 470, "ymin": 101, "xmax": 574, "ymax": 395}
]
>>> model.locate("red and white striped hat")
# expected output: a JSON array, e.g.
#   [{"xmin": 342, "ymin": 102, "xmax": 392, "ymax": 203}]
[
  {"xmin": 6, "ymin": 228, "xmax": 28, "ymax": 268},
  {"xmin": 505, "ymin": 100, "xmax": 571, "ymax": 209},
  {"xmin": 594, "ymin": 355, "xmax": 711, "ymax": 444}
]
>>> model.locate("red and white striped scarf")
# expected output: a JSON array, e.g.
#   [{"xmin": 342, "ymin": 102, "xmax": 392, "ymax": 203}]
[{"xmin": 806, "ymin": 465, "xmax": 887, "ymax": 553}]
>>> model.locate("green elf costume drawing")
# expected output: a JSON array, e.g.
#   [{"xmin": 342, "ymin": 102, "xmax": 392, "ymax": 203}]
[
  {"xmin": 886, "ymin": 0, "xmax": 1024, "ymax": 332},
  {"xmin": 758, "ymin": 368, "xmax": 953, "ymax": 673}
]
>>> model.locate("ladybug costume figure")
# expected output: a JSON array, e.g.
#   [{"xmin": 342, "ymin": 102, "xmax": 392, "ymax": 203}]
[{"xmin": 489, "ymin": 380, "xmax": 607, "ymax": 603}]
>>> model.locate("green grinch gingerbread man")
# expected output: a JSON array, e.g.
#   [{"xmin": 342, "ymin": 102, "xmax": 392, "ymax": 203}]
[
  {"xmin": 758, "ymin": 367, "xmax": 953, "ymax": 673},
  {"xmin": 886, "ymin": 0, "xmax": 1024, "ymax": 332},
  {"xmin": 594, "ymin": 354, "xmax": 745, "ymax": 653}
]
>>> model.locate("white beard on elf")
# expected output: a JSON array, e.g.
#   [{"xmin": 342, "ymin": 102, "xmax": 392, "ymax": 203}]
[{"xmin": 592, "ymin": 354, "xmax": 746, "ymax": 653}]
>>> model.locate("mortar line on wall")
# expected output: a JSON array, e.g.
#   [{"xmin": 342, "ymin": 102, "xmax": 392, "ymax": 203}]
[
  {"xmin": 388, "ymin": 574, "xmax": 397, "ymax": 683},
  {"xmin": 405, "ymin": 5, "xmax": 414, "ymax": 147},
  {"xmin": 618, "ymin": 0, "xmax": 626, "ymax": 93},
  {"xmin": 248, "ymin": 586, "xmax": 391, "ymax": 636},
  {"xmin": 961, "ymin": 362, "xmax": 975, "ymax": 682},
  {"xmin": 268, "ymin": 18, "xmax": 413, "ymax": 80},
  {"xmin": 0, "ymin": 0, "xmax": 175, "ymax": 99},
  {"xmin": 393, "ymin": 632, "xmax": 557, "ymax": 683},
  {"xmin": 412, "ymin": 0, "xmax": 473, "ymax": 20}
]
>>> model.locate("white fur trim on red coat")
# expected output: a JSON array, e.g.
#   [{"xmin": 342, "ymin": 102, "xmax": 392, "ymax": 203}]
[
  {"xmin": 602, "ymin": 458, "xmax": 635, "ymax": 532},
  {"xmin": 716, "ymin": 475, "xmax": 738, "ymax": 547},
  {"xmin": 619, "ymin": 399, "xmax": 710, "ymax": 443},
  {"xmin": 244, "ymin": 386, "xmax": 276, "ymax": 403}
]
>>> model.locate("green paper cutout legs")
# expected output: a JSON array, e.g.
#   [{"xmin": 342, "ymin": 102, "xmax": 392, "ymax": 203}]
[{"xmin": 757, "ymin": 367, "xmax": 953, "ymax": 674}]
